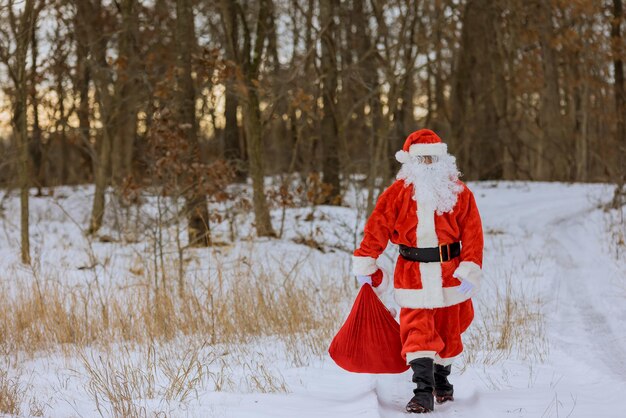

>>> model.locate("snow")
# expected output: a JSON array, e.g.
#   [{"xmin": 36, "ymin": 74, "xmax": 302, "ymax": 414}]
[{"xmin": 0, "ymin": 181, "xmax": 625, "ymax": 417}]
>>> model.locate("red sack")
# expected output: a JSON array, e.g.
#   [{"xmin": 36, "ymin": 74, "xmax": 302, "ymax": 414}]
[{"xmin": 329, "ymin": 284, "xmax": 409, "ymax": 374}]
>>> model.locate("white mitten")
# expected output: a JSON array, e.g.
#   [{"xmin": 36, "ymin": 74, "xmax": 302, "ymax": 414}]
[
  {"xmin": 457, "ymin": 280, "xmax": 474, "ymax": 295},
  {"xmin": 453, "ymin": 261, "xmax": 482, "ymax": 295}
]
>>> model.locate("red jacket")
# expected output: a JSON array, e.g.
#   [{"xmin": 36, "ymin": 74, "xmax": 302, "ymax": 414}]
[{"xmin": 352, "ymin": 180, "xmax": 484, "ymax": 309}]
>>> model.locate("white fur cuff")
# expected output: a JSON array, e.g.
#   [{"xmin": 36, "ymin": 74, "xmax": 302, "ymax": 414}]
[
  {"xmin": 453, "ymin": 261, "xmax": 482, "ymax": 288},
  {"xmin": 352, "ymin": 256, "xmax": 378, "ymax": 276},
  {"xmin": 394, "ymin": 286, "xmax": 471, "ymax": 308},
  {"xmin": 406, "ymin": 351, "xmax": 437, "ymax": 364},
  {"xmin": 409, "ymin": 142, "xmax": 447, "ymax": 156},
  {"xmin": 434, "ymin": 354, "xmax": 456, "ymax": 366}
]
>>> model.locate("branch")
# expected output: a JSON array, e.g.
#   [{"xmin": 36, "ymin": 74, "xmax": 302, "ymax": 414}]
[
  {"xmin": 250, "ymin": 0, "xmax": 271, "ymax": 76},
  {"xmin": 235, "ymin": 2, "xmax": 252, "ymax": 72}
]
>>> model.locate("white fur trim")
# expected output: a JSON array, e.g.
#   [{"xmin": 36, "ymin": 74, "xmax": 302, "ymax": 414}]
[
  {"xmin": 394, "ymin": 285, "xmax": 471, "ymax": 309},
  {"xmin": 418, "ymin": 262, "xmax": 444, "ymax": 307},
  {"xmin": 352, "ymin": 256, "xmax": 377, "ymax": 276},
  {"xmin": 434, "ymin": 354, "xmax": 455, "ymax": 366},
  {"xmin": 416, "ymin": 203, "xmax": 438, "ymax": 248},
  {"xmin": 406, "ymin": 351, "xmax": 436, "ymax": 364},
  {"xmin": 416, "ymin": 203, "xmax": 445, "ymax": 306},
  {"xmin": 373, "ymin": 266, "xmax": 391, "ymax": 296},
  {"xmin": 395, "ymin": 150, "xmax": 411, "ymax": 163},
  {"xmin": 453, "ymin": 261, "xmax": 482, "ymax": 289},
  {"xmin": 409, "ymin": 142, "xmax": 447, "ymax": 156}
]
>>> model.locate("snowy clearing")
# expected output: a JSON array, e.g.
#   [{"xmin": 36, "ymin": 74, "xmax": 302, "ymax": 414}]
[{"xmin": 0, "ymin": 181, "xmax": 625, "ymax": 417}]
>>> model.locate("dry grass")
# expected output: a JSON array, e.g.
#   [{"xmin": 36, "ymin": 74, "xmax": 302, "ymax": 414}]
[
  {"xmin": 28, "ymin": 397, "xmax": 45, "ymax": 417},
  {"xmin": 463, "ymin": 273, "xmax": 548, "ymax": 367},
  {"xmin": 603, "ymin": 207, "xmax": 626, "ymax": 297},
  {"xmin": 0, "ymin": 252, "xmax": 349, "ymax": 414},
  {"xmin": 0, "ymin": 368, "xmax": 23, "ymax": 416},
  {"xmin": 0, "ymin": 246, "xmax": 547, "ymax": 404},
  {"xmin": 79, "ymin": 343, "xmax": 209, "ymax": 418},
  {"xmin": 0, "ymin": 256, "xmax": 347, "ymax": 357},
  {"xmin": 0, "ymin": 244, "xmax": 550, "ymax": 412}
]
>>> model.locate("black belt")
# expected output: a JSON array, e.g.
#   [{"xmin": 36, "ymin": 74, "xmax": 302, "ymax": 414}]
[{"xmin": 399, "ymin": 242, "xmax": 461, "ymax": 263}]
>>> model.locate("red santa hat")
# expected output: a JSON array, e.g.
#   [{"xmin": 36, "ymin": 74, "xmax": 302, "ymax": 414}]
[{"xmin": 395, "ymin": 129, "xmax": 448, "ymax": 163}]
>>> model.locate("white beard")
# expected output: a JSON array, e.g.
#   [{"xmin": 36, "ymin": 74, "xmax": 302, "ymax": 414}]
[{"xmin": 396, "ymin": 154, "xmax": 463, "ymax": 215}]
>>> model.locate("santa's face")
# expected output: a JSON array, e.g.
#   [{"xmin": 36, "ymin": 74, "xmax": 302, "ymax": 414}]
[{"xmin": 396, "ymin": 153, "xmax": 463, "ymax": 215}]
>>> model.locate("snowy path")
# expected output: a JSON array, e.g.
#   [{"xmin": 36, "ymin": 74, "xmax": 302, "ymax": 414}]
[
  {"xmin": 471, "ymin": 183, "xmax": 626, "ymax": 417},
  {"xmin": 224, "ymin": 182, "xmax": 626, "ymax": 418},
  {"xmin": 482, "ymin": 183, "xmax": 626, "ymax": 379},
  {"xmin": 550, "ymin": 216, "xmax": 626, "ymax": 380}
]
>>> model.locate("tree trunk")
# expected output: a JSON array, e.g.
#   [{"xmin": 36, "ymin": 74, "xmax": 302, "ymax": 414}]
[
  {"xmin": 57, "ymin": 69, "xmax": 70, "ymax": 184},
  {"xmin": 89, "ymin": 121, "xmax": 112, "ymax": 234},
  {"xmin": 432, "ymin": 1, "xmax": 448, "ymax": 131},
  {"xmin": 242, "ymin": 86, "xmax": 275, "ymax": 236},
  {"xmin": 89, "ymin": 50, "xmax": 115, "ymax": 234},
  {"xmin": 75, "ymin": 0, "xmax": 115, "ymax": 234},
  {"xmin": 320, "ymin": 0, "xmax": 341, "ymax": 204},
  {"xmin": 613, "ymin": 0, "xmax": 625, "ymax": 195},
  {"xmin": 112, "ymin": 0, "xmax": 140, "ymax": 185},
  {"xmin": 29, "ymin": 18, "xmax": 43, "ymax": 193},
  {"xmin": 11, "ymin": 0, "xmax": 37, "ymax": 264},
  {"xmin": 224, "ymin": 83, "xmax": 243, "ymax": 178},
  {"xmin": 220, "ymin": 0, "xmax": 245, "ymax": 181},
  {"xmin": 176, "ymin": 0, "xmax": 211, "ymax": 246},
  {"xmin": 535, "ymin": 0, "xmax": 565, "ymax": 180},
  {"xmin": 353, "ymin": 0, "xmax": 382, "ymax": 213},
  {"xmin": 220, "ymin": 0, "xmax": 275, "ymax": 237},
  {"xmin": 450, "ymin": 1, "xmax": 477, "ymax": 175},
  {"xmin": 74, "ymin": 18, "xmax": 93, "ymax": 182},
  {"xmin": 572, "ymin": 50, "xmax": 589, "ymax": 182},
  {"xmin": 451, "ymin": 0, "xmax": 508, "ymax": 180}
]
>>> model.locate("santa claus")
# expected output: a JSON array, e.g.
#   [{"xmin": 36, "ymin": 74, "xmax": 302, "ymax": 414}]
[{"xmin": 352, "ymin": 129, "xmax": 483, "ymax": 413}]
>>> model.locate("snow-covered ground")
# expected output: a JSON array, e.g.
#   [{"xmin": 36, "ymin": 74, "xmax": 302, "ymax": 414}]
[{"xmin": 0, "ymin": 181, "xmax": 625, "ymax": 417}]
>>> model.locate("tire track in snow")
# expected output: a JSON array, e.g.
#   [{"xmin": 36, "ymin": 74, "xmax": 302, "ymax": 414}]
[
  {"xmin": 546, "ymin": 221, "xmax": 626, "ymax": 380},
  {"xmin": 491, "ymin": 184, "xmax": 626, "ymax": 378}
]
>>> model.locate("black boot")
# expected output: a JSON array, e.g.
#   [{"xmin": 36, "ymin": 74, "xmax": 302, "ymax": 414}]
[
  {"xmin": 406, "ymin": 358, "xmax": 434, "ymax": 413},
  {"xmin": 434, "ymin": 364, "xmax": 454, "ymax": 404}
]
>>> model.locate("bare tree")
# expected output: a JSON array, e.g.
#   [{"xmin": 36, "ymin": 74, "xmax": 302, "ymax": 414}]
[
  {"xmin": 111, "ymin": 0, "xmax": 141, "ymax": 186},
  {"xmin": 219, "ymin": 0, "xmax": 275, "ymax": 237},
  {"xmin": 175, "ymin": 0, "xmax": 211, "ymax": 246},
  {"xmin": 72, "ymin": 2, "xmax": 94, "ymax": 183},
  {"xmin": 0, "ymin": 0, "xmax": 42, "ymax": 263},
  {"xmin": 365, "ymin": 0, "xmax": 420, "ymax": 208},
  {"xmin": 534, "ymin": 0, "xmax": 567, "ymax": 180},
  {"xmin": 29, "ymin": 11, "xmax": 43, "ymax": 195},
  {"xmin": 451, "ymin": 0, "xmax": 511, "ymax": 179},
  {"xmin": 320, "ymin": 0, "xmax": 341, "ymax": 204},
  {"xmin": 613, "ymin": 0, "xmax": 625, "ymax": 206},
  {"xmin": 49, "ymin": 6, "xmax": 73, "ymax": 184},
  {"xmin": 219, "ymin": 0, "xmax": 245, "ymax": 181},
  {"xmin": 73, "ymin": 0, "xmax": 118, "ymax": 234}
]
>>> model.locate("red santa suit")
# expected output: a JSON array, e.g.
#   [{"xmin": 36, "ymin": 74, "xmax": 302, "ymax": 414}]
[{"xmin": 352, "ymin": 129, "xmax": 483, "ymax": 366}]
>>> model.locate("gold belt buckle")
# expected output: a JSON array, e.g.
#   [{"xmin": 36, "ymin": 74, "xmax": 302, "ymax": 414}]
[{"xmin": 438, "ymin": 243, "xmax": 449, "ymax": 262}]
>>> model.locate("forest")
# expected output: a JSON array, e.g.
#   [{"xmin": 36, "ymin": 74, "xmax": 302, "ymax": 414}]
[
  {"xmin": 0, "ymin": 2, "xmax": 625, "ymax": 416},
  {"xmin": 1, "ymin": 0, "xmax": 625, "ymax": 261}
]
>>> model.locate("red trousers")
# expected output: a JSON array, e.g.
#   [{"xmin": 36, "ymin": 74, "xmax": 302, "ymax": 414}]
[{"xmin": 400, "ymin": 299, "xmax": 474, "ymax": 365}]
